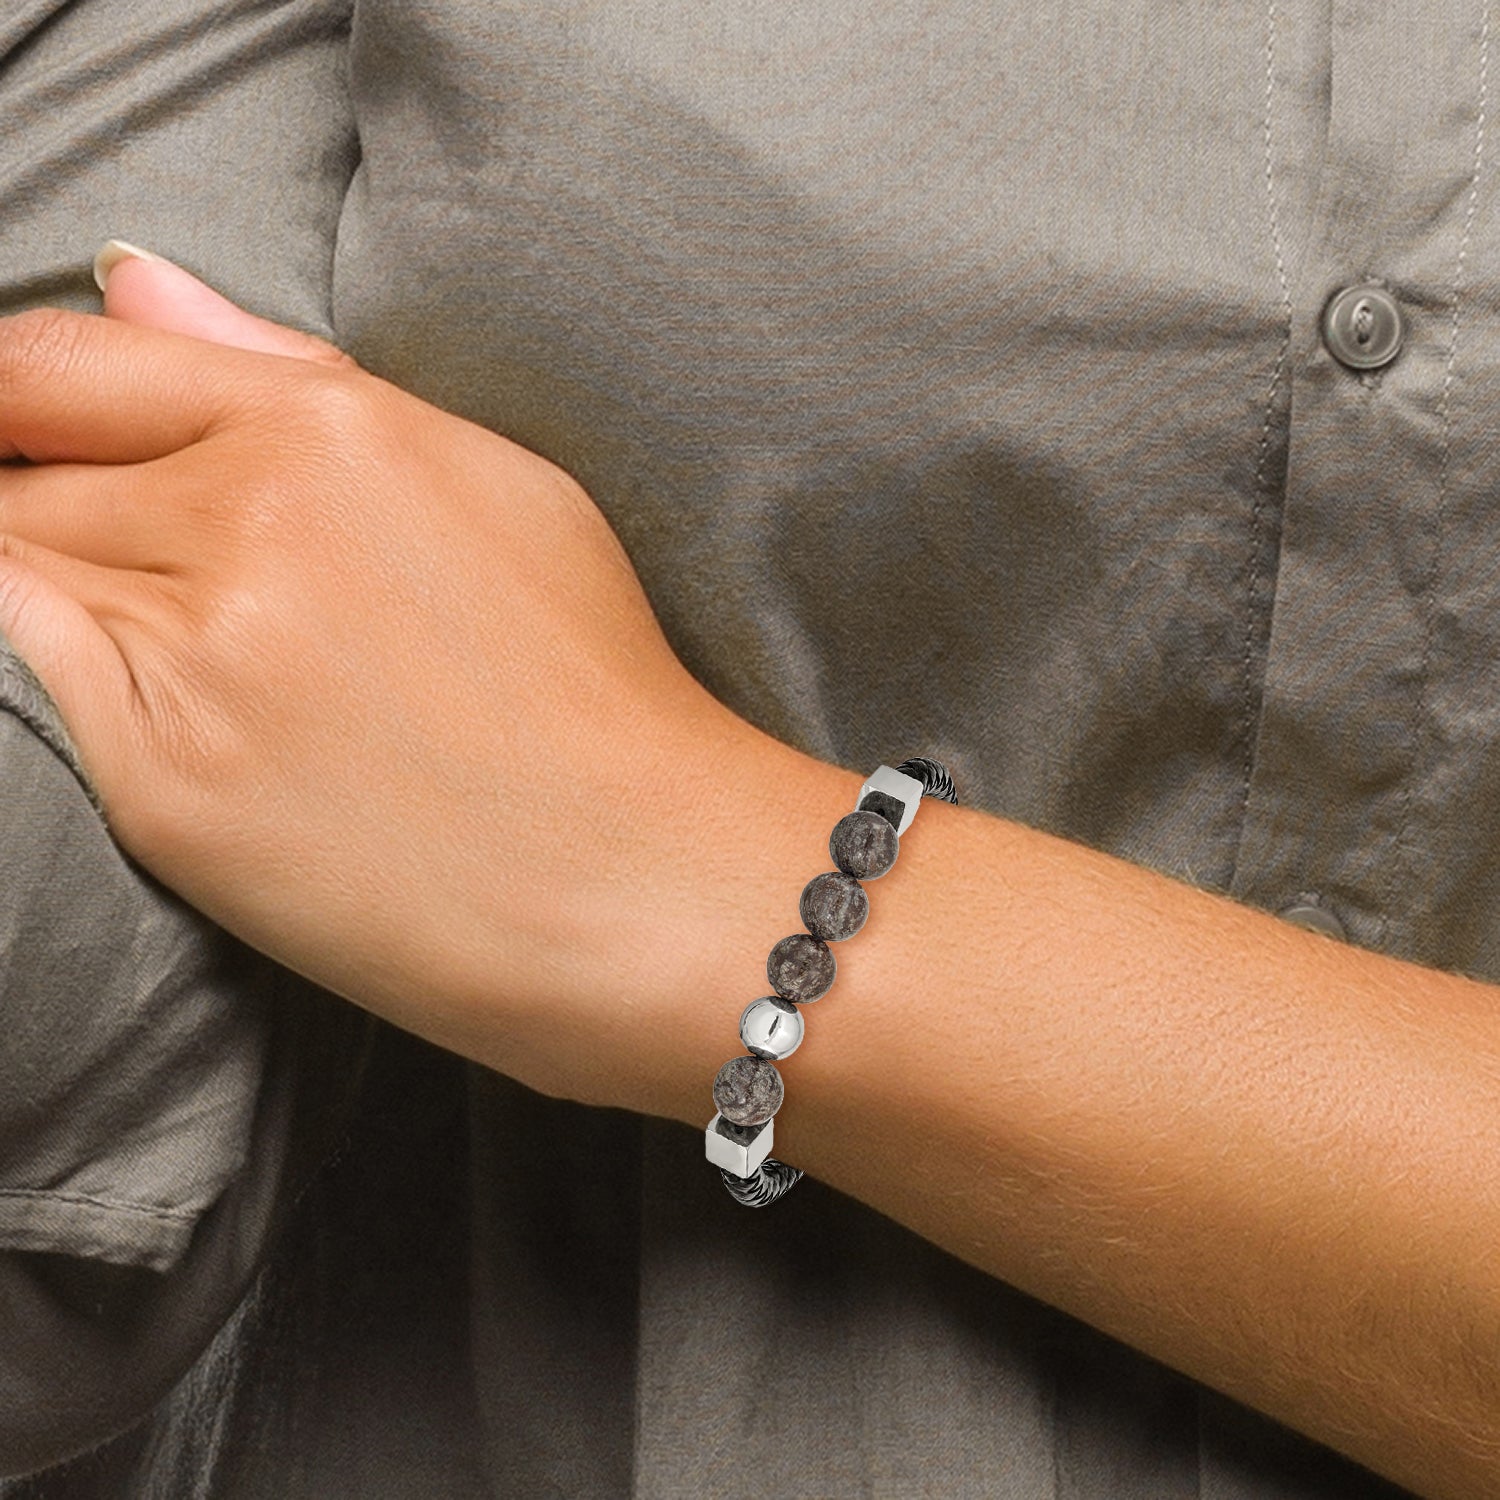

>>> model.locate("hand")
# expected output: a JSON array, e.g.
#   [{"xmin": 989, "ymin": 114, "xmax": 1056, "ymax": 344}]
[{"xmin": 0, "ymin": 249, "xmax": 754, "ymax": 1109}]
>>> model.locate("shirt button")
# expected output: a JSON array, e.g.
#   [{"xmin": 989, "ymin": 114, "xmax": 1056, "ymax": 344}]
[
  {"xmin": 1279, "ymin": 901, "xmax": 1347, "ymax": 941},
  {"xmin": 1321, "ymin": 284, "xmax": 1406, "ymax": 371}
]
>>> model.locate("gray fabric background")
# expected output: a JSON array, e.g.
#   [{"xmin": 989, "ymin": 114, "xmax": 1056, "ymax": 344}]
[{"xmin": 1, "ymin": 0, "xmax": 1481, "ymax": 1492}]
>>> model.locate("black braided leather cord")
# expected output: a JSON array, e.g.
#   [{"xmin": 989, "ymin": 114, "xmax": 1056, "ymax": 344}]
[
  {"xmin": 893, "ymin": 756, "xmax": 959, "ymax": 806},
  {"xmin": 719, "ymin": 1157, "xmax": 804, "ymax": 1206},
  {"xmin": 720, "ymin": 756, "xmax": 957, "ymax": 1207}
]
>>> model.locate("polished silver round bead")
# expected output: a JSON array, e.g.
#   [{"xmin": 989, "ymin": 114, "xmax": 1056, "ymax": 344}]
[{"xmin": 739, "ymin": 995, "xmax": 804, "ymax": 1060}]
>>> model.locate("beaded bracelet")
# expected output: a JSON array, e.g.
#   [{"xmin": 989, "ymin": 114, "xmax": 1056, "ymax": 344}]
[{"xmin": 705, "ymin": 757, "xmax": 958, "ymax": 1207}]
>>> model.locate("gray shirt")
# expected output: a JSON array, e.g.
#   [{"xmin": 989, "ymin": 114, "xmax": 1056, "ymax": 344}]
[{"xmin": 0, "ymin": 0, "xmax": 1473, "ymax": 1493}]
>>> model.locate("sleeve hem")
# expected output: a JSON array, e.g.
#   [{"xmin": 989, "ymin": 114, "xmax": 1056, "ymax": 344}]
[{"xmin": 0, "ymin": 1188, "xmax": 199, "ymax": 1274}]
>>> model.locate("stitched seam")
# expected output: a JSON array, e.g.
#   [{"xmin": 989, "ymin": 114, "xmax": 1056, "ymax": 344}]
[
  {"xmin": 1382, "ymin": 2, "xmax": 1489, "ymax": 951},
  {"xmin": 1239, "ymin": 0, "xmax": 1295, "ymax": 849},
  {"xmin": 0, "ymin": 1186, "xmax": 197, "ymax": 1224}
]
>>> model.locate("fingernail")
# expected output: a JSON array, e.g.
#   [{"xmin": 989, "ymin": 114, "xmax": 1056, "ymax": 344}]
[{"xmin": 92, "ymin": 238, "xmax": 171, "ymax": 293}]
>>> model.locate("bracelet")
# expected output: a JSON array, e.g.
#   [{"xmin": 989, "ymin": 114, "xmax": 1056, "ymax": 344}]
[{"xmin": 705, "ymin": 756, "xmax": 958, "ymax": 1207}]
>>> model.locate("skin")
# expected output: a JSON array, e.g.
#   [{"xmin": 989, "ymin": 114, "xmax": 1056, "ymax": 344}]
[{"xmin": 1, "ymin": 254, "xmax": 1498, "ymax": 1497}]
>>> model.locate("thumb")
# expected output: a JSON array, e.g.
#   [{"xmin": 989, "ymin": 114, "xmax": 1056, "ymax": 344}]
[{"xmin": 94, "ymin": 239, "xmax": 352, "ymax": 366}]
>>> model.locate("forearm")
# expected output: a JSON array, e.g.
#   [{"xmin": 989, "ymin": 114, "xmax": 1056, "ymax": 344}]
[{"xmin": 638, "ymin": 724, "xmax": 1500, "ymax": 1500}]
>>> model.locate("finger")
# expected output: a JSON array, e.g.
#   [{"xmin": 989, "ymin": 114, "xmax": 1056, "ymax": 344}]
[
  {"xmin": 0, "ymin": 458, "xmax": 186, "ymax": 573},
  {"xmin": 0, "ymin": 305, "xmax": 333, "ymax": 464},
  {"xmin": 0, "ymin": 530, "xmax": 152, "ymax": 622},
  {"xmin": 96, "ymin": 241, "xmax": 353, "ymax": 368},
  {"xmin": 0, "ymin": 539, "xmax": 146, "ymax": 800}
]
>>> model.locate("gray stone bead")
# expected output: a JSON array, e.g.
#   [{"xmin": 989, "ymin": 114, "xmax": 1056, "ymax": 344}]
[
  {"xmin": 767, "ymin": 932, "xmax": 836, "ymax": 1003},
  {"xmin": 829, "ymin": 808, "xmax": 899, "ymax": 880},
  {"xmin": 712, "ymin": 1054, "xmax": 784, "ymax": 1126},
  {"xmin": 799, "ymin": 870, "xmax": 868, "ymax": 942},
  {"xmin": 739, "ymin": 995, "xmax": 805, "ymax": 1060}
]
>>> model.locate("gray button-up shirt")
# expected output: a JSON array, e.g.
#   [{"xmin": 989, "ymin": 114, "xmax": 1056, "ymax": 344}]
[{"xmin": 1, "ymin": 0, "xmax": 1481, "ymax": 1494}]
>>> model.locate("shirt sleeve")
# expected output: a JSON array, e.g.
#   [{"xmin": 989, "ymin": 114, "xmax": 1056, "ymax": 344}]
[
  {"xmin": 0, "ymin": 643, "xmax": 373, "ymax": 1477},
  {"xmin": 0, "ymin": 650, "xmax": 269, "ymax": 1274}
]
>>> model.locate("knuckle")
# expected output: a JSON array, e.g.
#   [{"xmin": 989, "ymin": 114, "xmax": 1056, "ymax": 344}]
[
  {"xmin": 277, "ymin": 371, "xmax": 391, "ymax": 514},
  {"xmin": 0, "ymin": 550, "xmax": 40, "ymax": 619},
  {"xmin": 0, "ymin": 531, "xmax": 37, "ymax": 570},
  {"xmin": 299, "ymin": 366, "xmax": 377, "ymax": 434},
  {"xmin": 256, "ymin": 368, "xmax": 382, "ymax": 492}
]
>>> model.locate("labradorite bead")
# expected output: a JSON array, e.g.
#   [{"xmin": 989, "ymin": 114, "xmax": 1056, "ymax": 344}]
[
  {"xmin": 767, "ymin": 932, "xmax": 836, "ymax": 1003},
  {"xmin": 713, "ymin": 1054, "xmax": 784, "ymax": 1126},
  {"xmin": 829, "ymin": 808, "xmax": 899, "ymax": 880},
  {"xmin": 799, "ymin": 870, "xmax": 868, "ymax": 942}
]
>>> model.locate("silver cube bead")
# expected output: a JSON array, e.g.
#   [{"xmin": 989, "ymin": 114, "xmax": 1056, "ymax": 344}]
[
  {"xmin": 857, "ymin": 764, "xmax": 925, "ymax": 838},
  {"xmin": 705, "ymin": 1112, "xmax": 774, "ymax": 1178},
  {"xmin": 739, "ymin": 995, "xmax": 804, "ymax": 1059}
]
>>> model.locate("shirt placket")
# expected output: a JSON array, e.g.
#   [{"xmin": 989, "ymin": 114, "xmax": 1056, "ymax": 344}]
[{"xmin": 1230, "ymin": 0, "xmax": 1498, "ymax": 969}]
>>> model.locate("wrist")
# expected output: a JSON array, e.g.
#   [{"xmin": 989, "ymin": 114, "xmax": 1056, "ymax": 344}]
[
  {"xmin": 601, "ymin": 714, "xmax": 868, "ymax": 1128},
  {"xmin": 410, "ymin": 684, "xmax": 856, "ymax": 1117}
]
